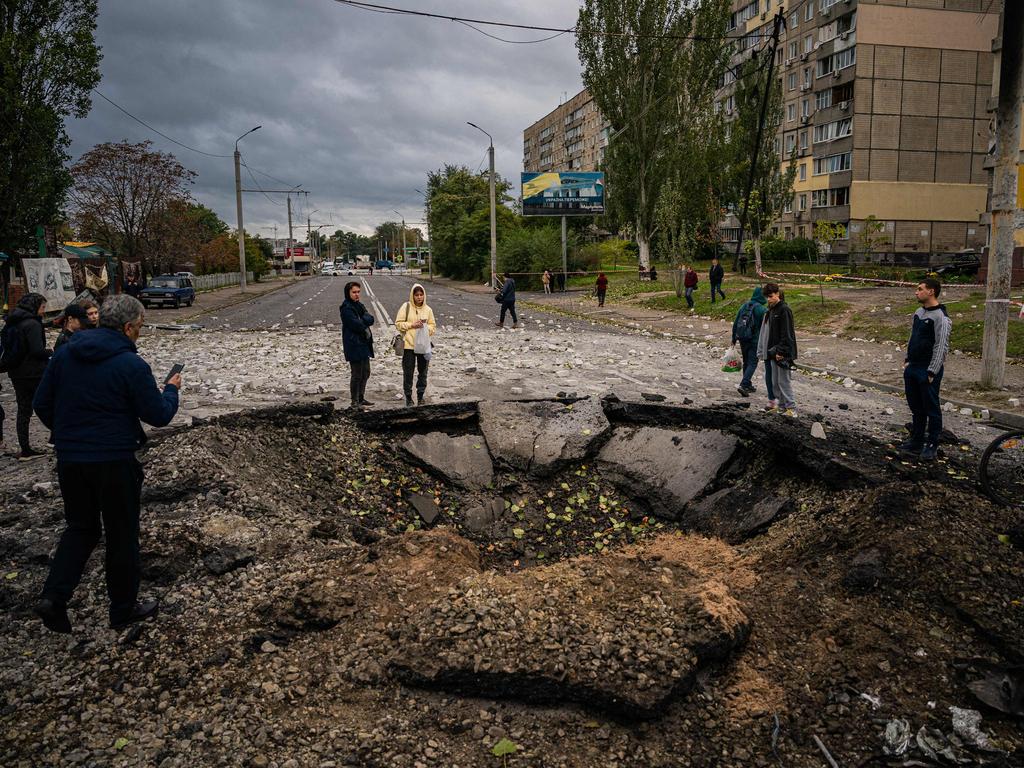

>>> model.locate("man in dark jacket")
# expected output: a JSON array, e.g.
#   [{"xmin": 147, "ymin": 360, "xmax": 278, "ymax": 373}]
[
  {"xmin": 32, "ymin": 294, "xmax": 180, "ymax": 633},
  {"xmin": 495, "ymin": 272, "xmax": 518, "ymax": 329},
  {"xmin": 340, "ymin": 281, "xmax": 375, "ymax": 408},
  {"xmin": 731, "ymin": 287, "xmax": 768, "ymax": 396},
  {"xmin": 709, "ymin": 258, "xmax": 726, "ymax": 303},
  {"xmin": 901, "ymin": 278, "xmax": 952, "ymax": 461},
  {"xmin": 3, "ymin": 292, "xmax": 52, "ymax": 459},
  {"xmin": 756, "ymin": 283, "xmax": 798, "ymax": 415}
]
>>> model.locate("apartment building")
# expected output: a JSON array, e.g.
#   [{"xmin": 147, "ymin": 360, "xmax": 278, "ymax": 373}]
[
  {"xmin": 719, "ymin": 0, "xmax": 999, "ymax": 263},
  {"xmin": 522, "ymin": 90, "xmax": 610, "ymax": 174}
]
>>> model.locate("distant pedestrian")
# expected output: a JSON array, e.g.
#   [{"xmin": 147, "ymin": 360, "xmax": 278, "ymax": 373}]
[
  {"xmin": 557, "ymin": 271, "xmax": 566, "ymax": 292},
  {"xmin": 732, "ymin": 287, "xmax": 768, "ymax": 397},
  {"xmin": 2, "ymin": 293, "xmax": 52, "ymax": 459},
  {"xmin": 595, "ymin": 272, "xmax": 608, "ymax": 307},
  {"xmin": 739, "ymin": 254, "xmax": 748, "ymax": 275},
  {"xmin": 542, "ymin": 270, "xmax": 552, "ymax": 294},
  {"xmin": 649, "ymin": 265, "xmax": 658, "ymax": 282},
  {"xmin": 340, "ymin": 281, "xmax": 375, "ymax": 408},
  {"xmin": 124, "ymin": 278, "xmax": 140, "ymax": 299},
  {"xmin": 395, "ymin": 283, "xmax": 436, "ymax": 407},
  {"xmin": 709, "ymin": 258, "xmax": 726, "ymax": 303},
  {"xmin": 901, "ymin": 278, "xmax": 951, "ymax": 461},
  {"xmin": 32, "ymin": 294, "xmax": 181, "ymax": 634},
  {"xmin": 757, "ymin": 283, "xmax": 797, "ymax": 416},
  {"xmin": 54, "ymin": 303, "xmax": 90, "ymax": 352},
  {"xmin": 495, "ymin": 271, "xmax": 518, "ymax": 329},
  {"xmin": 368, "ymin": 265, "xmax": 374, "ymax": 277},
  {"xmin": 683, "ymin": 265, "xmax": 698, "ymax": 309}
]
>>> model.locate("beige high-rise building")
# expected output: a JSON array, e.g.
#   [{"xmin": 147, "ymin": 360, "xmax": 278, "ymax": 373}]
[
  {"xmin": 720, "ymin": 0, "xmax": 999, "ymax": 262},
  {"xmin": 522, "ymin": 90, "xmax": 610, "ymax": 174}
]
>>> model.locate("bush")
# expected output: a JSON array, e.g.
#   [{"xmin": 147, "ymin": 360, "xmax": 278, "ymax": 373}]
[
  {"xmin": 497, "ymin": 227, "xmax": 562, "ymax": 289},
  {"xmin": 761, "ymin": 237, "xmax": 817, "ymax": 263}
]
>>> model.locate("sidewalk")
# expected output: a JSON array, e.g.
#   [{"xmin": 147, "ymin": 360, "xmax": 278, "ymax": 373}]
[{"xmin": 148, "ymin": 275, "xmax": 305, "ymax": 325}]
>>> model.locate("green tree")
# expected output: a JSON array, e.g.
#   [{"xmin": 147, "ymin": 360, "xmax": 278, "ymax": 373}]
[
  {"xmin": 856, "ymin": 214, "xmax": 889, "ymax": 261},
  {"xmin": 577, "ymin": 0, "xmax": 731, "ymax": 270},
  {"xmin": 498, "ymin": 226, "xmax": 563, "ymax": 289},
  {"xmin": 0, "ymin": 0, "xmax": 102, "ymax": 257},
  {"xmin": 188, "ymin": 203, "xmax": 228, "ymax": 242},
  {"xmin": 814, "ymin": 220, "xmax": 846, "ymax": 262},
  {"xmin": 247, "ymin": 234, "xmax": 270, "ymax": 280}
]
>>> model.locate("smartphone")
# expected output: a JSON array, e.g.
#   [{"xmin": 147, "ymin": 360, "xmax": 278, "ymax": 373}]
[{"xmin": 164, "ymin": 363, "xmax": 184, "ymax": 385}]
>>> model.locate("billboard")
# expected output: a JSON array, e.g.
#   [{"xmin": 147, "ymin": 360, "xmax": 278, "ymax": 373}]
[{"xmin": 521, "ymin": 172, "xmax": 605, "ymax": 217}]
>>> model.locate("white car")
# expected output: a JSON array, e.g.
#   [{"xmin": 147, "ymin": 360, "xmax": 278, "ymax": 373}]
[{"xmin": 321, "ymin": 265, "xmax": 336, "ymax": 276}]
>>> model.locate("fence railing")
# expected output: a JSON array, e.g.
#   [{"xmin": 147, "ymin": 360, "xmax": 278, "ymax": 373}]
[{"xmin": 192, "ymin": 271, "xmax": 255, "ymax": 291}]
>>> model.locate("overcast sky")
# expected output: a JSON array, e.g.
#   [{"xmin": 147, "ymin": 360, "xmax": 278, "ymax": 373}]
[{"xmin": 65, "ymin": 0, "xmax": 584, "ymax": 239}]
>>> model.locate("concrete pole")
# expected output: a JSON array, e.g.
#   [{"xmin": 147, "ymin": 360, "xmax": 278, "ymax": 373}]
[
  {"xmin": 561, "ymin": 215, "xmax": 568, "ymax": 288},
  {"xmin": 233, "ymin": 149, "xmax": 248, "ymax": 292},
  {"xmin": 488, "ymin": 143, "xmax": 497, "ymax": 289},
  {"xmin": 981, "ymin": 1, "xmax": 1024, "ymax": 388},
  {"xmin": 401, "ymin": 218, "xmax": 407, "ymax": 265}
]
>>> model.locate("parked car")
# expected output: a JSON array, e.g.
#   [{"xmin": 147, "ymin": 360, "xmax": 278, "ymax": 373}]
[
  {"xmin": 336, "ymin": 262, "xmax": 355, "ymax": 275},
  {"xmin": 140, "ymin": 274, "xmax": 195, "ymax": 309},
  {"xmin": 321, "ymin": 264, "xmax": 336, "ymax": 276},
  {"xmin": 374, "ymin": 259, "xmax": 395, "ymax": 271},
  {"xmin": 933, "ymin": 251, "xmax": 981, "ymax": 278}
]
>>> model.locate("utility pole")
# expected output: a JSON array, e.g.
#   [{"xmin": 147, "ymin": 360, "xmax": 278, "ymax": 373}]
[
  {"xmin": 233, "ymin": 125, "xmax": 261, "ymax": 291},
  {"xmin": 561, "ymin": 215, "xmax": 568, "ymax": 288},
  {"xmin": 732, "ymin": 11, "xmax": 783, "ymax": 272},
  {"xmin": 468, "ymin": 122, "xmax": 497, "ymax": 287},
  {"xmin": 393, "ymin": 210, "xmax": 406, "ymax": 266},
  {"xmin": 982, "ymin": 0, "xmax": 1024, "ymax": 388}
]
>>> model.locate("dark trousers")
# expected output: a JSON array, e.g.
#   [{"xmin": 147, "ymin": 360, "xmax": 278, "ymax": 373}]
[
  {"xmin": 500, "ymin": 301, "xmax": 518, "ymax": 325},
  {"xmin": 597, "ymin": 289, "xmax": 606, "ymax": 307},
  {"xmin": 685, "ymin": 287, "xmax": 695, "ymax": 308},
  {"xmin": 904, "ymin": 364, "xmax": 943, "ymax": 444},
  {"xmin": 402, "ymin": 349, "xmax": 429, "ymax": 399},
  {"xmin": 739, "ymin": 261, "xmax": 747, "ymax": 275},
  {"xmin": 12, "ymin": 377, "xmax": 41, "ymax": 452},
  {"xmin": 349, "ymin": 359, "xmax": 371, "ymax": 404},
  {"xmin": 42, "ymin": 459, "xmax": 144, "ymax": 622},
  {"xmin": 739, "ymin": 340, "xmax": 758, "ymax": 389},
  {"xmin": 710, "ymin": 282, "xmax": 725, "ymax": 302}
]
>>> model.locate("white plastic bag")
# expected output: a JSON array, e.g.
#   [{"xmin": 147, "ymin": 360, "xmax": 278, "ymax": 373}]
[
  {"xmin": 414, "ymin": 325, "xmax": 431, "ymax": 354},
  {"xmin": 721, "ymin": 345, "xmax": 741, "ymax": 372}
]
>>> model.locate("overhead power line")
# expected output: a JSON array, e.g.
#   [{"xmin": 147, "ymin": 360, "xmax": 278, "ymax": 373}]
[{"xmin": 93, "ymin": 89, "xmax": 232, "ymax": 158}]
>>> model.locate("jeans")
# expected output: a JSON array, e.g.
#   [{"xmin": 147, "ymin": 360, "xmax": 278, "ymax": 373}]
[
  {"xmin": 597, "ymin": 289, "xmax": 606, "ymax": 307},
  {"xmin": 685, "ymin": 287, "xmax": 695, "ymax": 308},
  {"xmin": 710, "ymin": 282, "xmax": 725, "ymax": 302},
  {"xmin": 764, "ymin": 359, "xmax": 775, "ymax": 402},
  {"xmin": 12, "ymin": 377, "xmax": 41, "ymax": 452},
  {"xmin": 770, "ymin": 360, "xmax": 795, "ymax": 409},
  {"xmin": 739, "ymin": 340, "xmax": 758, "ymax": 389},
  {"xmin": 500, "ymin": 301, "xmax": 518, "ymax": 325},
  {"xmin": 543, "ymin": 284, "xmax": 551, "ymax": 294},
  {"xmin": 904, "ymin": 364, "xmax": 943, "ymax": 444},
  {"xmin": 42, "ymin": 459, "xmax": 144, "ymax": 622},
  {"xmin": 349, "ymin": 359, "xmax": 371, "ymax": 404},
  {"xmin": 402, "ymin": 349, "xmax": 429, "ymax": 399}
]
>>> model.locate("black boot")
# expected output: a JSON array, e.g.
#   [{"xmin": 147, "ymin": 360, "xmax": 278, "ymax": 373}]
[
  {"xmin": 405, "ymin": 395, "xmax": 414, "ymax": 408},
  {"xmin": 34, "ymin": 598, "xmax": 72, "ymax": 634},
  {"xmin": 417, "ymin": 391, "xmax": 425, "ymax": 405},
  {"xmin": 110, "ymin": 598, "xmax": 160, "ymax": 630}
]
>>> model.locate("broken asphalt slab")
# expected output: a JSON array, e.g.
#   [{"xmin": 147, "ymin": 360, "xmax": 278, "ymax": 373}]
[{"xmin": 400, "ymin": 432, "xmax": 494, "ymax": 489}]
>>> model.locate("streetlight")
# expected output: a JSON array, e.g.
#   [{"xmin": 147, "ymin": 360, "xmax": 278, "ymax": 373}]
[
  {"xmin": 393, "ymin": 210, "xmax": 407, "ymax": 269},
  {"xmin": 233, "ymin": 125, "xmax": 261, "ymax": 292},
  {"xmin": 415, "ymin": 188, "xmax": 433, "ymax": 281},
  {"xmin": 467, "ymin": 121, "xmax": 497, "ymax": 288}
]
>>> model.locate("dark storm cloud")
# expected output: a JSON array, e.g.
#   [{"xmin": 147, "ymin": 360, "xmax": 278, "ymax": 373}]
[{"xmin": 67, "ymin": 0, "xmax": 583, "ymax": 235}]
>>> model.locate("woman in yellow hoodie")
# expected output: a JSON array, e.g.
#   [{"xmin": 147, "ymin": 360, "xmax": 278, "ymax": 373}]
[{"xmin": 395, "ymin": 283, "xmax": 436, "ymax": 406}]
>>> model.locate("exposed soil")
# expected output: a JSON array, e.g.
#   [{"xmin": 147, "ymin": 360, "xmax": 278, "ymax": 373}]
[{"xmin": 1, "ymin": 399, "xmax": 1022, "ymax": 768}]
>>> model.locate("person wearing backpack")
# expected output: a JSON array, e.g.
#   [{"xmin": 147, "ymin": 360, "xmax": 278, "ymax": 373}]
[
  {"xmin": 731, "ymin": 286, "xmax": 768, "ymax": 397},
  {"xmin": 2, "ymin": 293, "xmax": 52, "ymax": 459},
  {"xmin": 394, "ymin": 283, "xmax": 436, "ymax": 407}
]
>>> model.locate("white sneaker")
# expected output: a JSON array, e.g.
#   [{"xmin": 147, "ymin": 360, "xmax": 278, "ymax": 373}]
[{"xmin": 763, "ymin": 400, "xmax": 778, "ymax": 412}]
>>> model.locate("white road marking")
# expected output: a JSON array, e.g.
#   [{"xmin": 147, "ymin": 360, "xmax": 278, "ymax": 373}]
[{"xmin": 615, "ymin": 372, "xmax": 647, "ymax": 386}]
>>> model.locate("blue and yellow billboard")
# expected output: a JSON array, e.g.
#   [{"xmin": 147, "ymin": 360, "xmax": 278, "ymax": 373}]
[{"xmin": 521, "ymin": 172, "xmax": 605, "ymax": 216}]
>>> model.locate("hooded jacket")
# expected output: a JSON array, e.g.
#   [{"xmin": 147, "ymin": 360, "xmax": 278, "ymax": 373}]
[
  {"xmin": 4, "ymin": 306, "xmax": 52, "ymax": 379},
  {"xmin": 731, "ymin": 287, "xmax": 768, "ymax": 345},
  {"xmin": 395, "ymin": 283, "xmax": 437, "ymax": 351},
  {"xmin": 32, "ymin": 327, "xmax": 179, "ymax": 462},
  {"xmin": 906, "ymin": 304, "xmax": 951, "ymax": 375}
]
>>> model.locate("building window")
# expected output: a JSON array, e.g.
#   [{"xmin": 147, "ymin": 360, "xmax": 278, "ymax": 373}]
[
  {"xmin": 800, "ymin": 130, "xmax": 809, "ymax": 150},
  {"xmin": 784, "ymin": 197, "xmax": 793, "ymax": 214},
  {"xmin": 807, "ymin": 2, "xmax": 815, "ymax": 20},
  {"xmin": 785, "ymin": 134, "xmax": 797, "ymax": 153},
  {"xmin": 803, "ymin": 68, "xmax": 812, "ymax": 88},
  {"xmin": 818, "ymin": 47, "xmax": 856, "ymax": 77},
  {"xmin": 799, "ymin": 162, "xmax": 807, "ymax": 181},
  {"xmin": 787, "ymin": 103, "xmax": 796, "ymax": 122},
  {"xmin": 815, "ymin": 88, "xmax": 832, "ymax": 110},
  {"xmin": 799, "ymin": 194, "xmax": 808, "ymax": 211},
  {"xmin": 801, "ymin": 98, "xmax": 810, "ymax": 117},
  {"xmin": 804, "ymin": 35, "xmax": 813, "ymax": 53},
  {"xmin": 790, "ymin": 11, "xmax": 798, "ymax": 28},
  {"xmin": 812, "ymin": 187, "xmax": 850, "ymax": 207},
  {"xmin": 788, "ymin": 41, "xmax": 798, "ymax": 60},
  {"xmin": 787, "ymin": 72, "xmax": 797, "ymax": 91},
  {"xmin": 813, "ymin": 151, "xmax": 852, "ymax": 174},
  {"xmin": 813, "ymin": 117, "xmax": 853, "ymax": 142}
]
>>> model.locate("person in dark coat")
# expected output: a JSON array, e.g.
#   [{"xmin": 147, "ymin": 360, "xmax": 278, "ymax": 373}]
[
  {"xmin": 495, "ymin": 272, "xmax": 518, "ymax": 329},
  {"xmin": 556, "ymin": 271, "xmax": 566, "ymax": 292},
  {"xmin": 53, "ymin": 303, "xmax": 90, "ymax": 352},
  {"xmin": 32, "ymin": 294, "xmax": 180, "ymax": 633},
  {"xmin": 731, "ymin": 286, "xmax": 768, "ymax": 397},
  {"xmin": 3, "ymin": 292, "xmax": 52, "ymax": 459},
  {"xmin": 709, "ymin": 258, "xmax": 726, "ymax": 303},
  {"xmin": 595, "ymin": 272, "xmax": 608, "ymax": 307},
  {"xmin": 756, "ymin": 283, "xmax": 798, "ymax": 415},
  {"xmin": 340, "ymin": 281, "xmax": 375, "ymax": 408}
]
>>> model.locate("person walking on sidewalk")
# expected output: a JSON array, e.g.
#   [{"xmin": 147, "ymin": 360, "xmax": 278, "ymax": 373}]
[
  {"xmin": 340, "ymin": 281, "xmax": 375, "ymax": 408},
  {"xmin": 495, "ymin": 271, "xmax": 518, "ymax": 329},
  {"xmin": 395, "ymin": 283, "xmax": 436, "ymax": 407},
  {"xmin": 683, "ymin": 265, "xmax": 699, "ymax": 310},
  {"xmin": 2, "ymin": 293, "xmax": 52, "ymax": 460},
  {"xmin": 709, "ymin": 258, "xmax": 726, "ymax": 303},
  {"xmin": 542, "ymin": 269, "xmax": 552, "ymax": 294},
  {"xmin": 731, "ymin": 287, "xmax": 768, "ymax": 397},
  {"xmin": 901, "ymin": 278, "xmax": 951, "ymax": 461},
  {"xmin": 32, "ymin": 294, "xmax": 181, "ymax": 634},
  {"xmin": 739, "ymin": 253, "xmax": 748, "ymax": 275},
  {"xmin": 595, "ymin": 272, "xmax": 608, "ymax": 307},
  {"xmin": 758, "ymin": 283, "xmax": 798, "ymax": 416}
]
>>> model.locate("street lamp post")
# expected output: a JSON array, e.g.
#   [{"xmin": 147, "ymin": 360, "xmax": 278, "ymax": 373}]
[
  {"xmin": 415, "ymin": 189, "xmax": 433, "ymax": 281},
  {"xmin": 393, "ymin": 210, "xmax": 406, "ymax": 268},
  {"xmin": 467, "ymin": 122, "xmax": 496, "ymax": 288},
  {"xmin": 233, "ymin": 125, "xmax": 262, "ymax": 292}
]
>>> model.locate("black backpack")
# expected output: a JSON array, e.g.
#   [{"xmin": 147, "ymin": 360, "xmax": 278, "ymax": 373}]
[
  {"xmin": 735, "ymin": 302, "xmax": 758, "ymax": 342},
  {"xmin": 0, "ymin": 319, "xmax": 25, "ymax": 373}
]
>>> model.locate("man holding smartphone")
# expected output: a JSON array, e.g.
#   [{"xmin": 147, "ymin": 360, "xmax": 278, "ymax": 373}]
[{"xmin": 32, "ymin": 295, "xmax": 181, "ymax": 633}]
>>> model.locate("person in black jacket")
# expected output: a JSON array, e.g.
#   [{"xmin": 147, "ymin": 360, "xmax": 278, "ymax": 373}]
[
  {"xmin": 756, "ymin": 283, "xmax": 798, "ymax": 416},
  {"xmin": 709, "ymin": 258, "xmax": 726, "ymax": 303},
  {"xmin": 53, "ymin": 303, "xmax": 90, "ymax": 352},
  {"xmin": 4, "ymin": 293, "xmax": 52, "ymax": 459},
  {"xmin": 495, "ymin": 272, "xmax": 518, "ymax": 329},
  {"xmin": 340, "ymin": 281, "xmax": 375, "ymax": 408}
]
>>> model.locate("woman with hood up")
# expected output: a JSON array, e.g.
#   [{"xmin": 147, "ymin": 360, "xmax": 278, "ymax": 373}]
[
  {"xmin": 340, "ymin": 281, "xmax": 375, "ymax": 409},
  {"xmin": 394, "ymin": 283, "xmax": 436, "ymax": 407},
  {"xmin": 3, "ymin": 292, "xmax": 52, "ymax": 459}
]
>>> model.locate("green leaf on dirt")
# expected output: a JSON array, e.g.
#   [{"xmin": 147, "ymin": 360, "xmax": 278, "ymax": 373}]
[
  {"xmin": 512, "ymin": 528, "xmax": 525, "ymax": 539},
  {"xmin": 511, "ymin": 504, "xmax": 521, "ymax": 514},
  {"xmin": 113, "ymin": 738, "xmax": 129, "ymax": 751},
  {"xmin": 4, "ymin": 572, "xmax": 17, "ymax": 580},
  {"xmin": 491, "ymin": 738, "xmax": 518, "ymax": 756},
  {"xmin": 560, "ymin": 483, "xmax": 570, "ymax": 491},
  {"xmin": 380, "ymin": 478, "xmax": 390, "ymax": 486},
  {"xmin": 999, "ymin": 534, "xmax": 1012, "ymax": 545}
]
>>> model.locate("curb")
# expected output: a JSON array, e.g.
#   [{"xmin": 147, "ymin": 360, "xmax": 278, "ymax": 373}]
[{"xmin": 175, "ymin": 278, "xmax": 303, "ymax": 322}]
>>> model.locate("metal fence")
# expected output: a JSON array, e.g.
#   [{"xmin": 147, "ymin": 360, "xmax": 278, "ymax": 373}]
[{"xmin": 192, "ymin": 271, "xmax": 255, "ymax": 291}]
